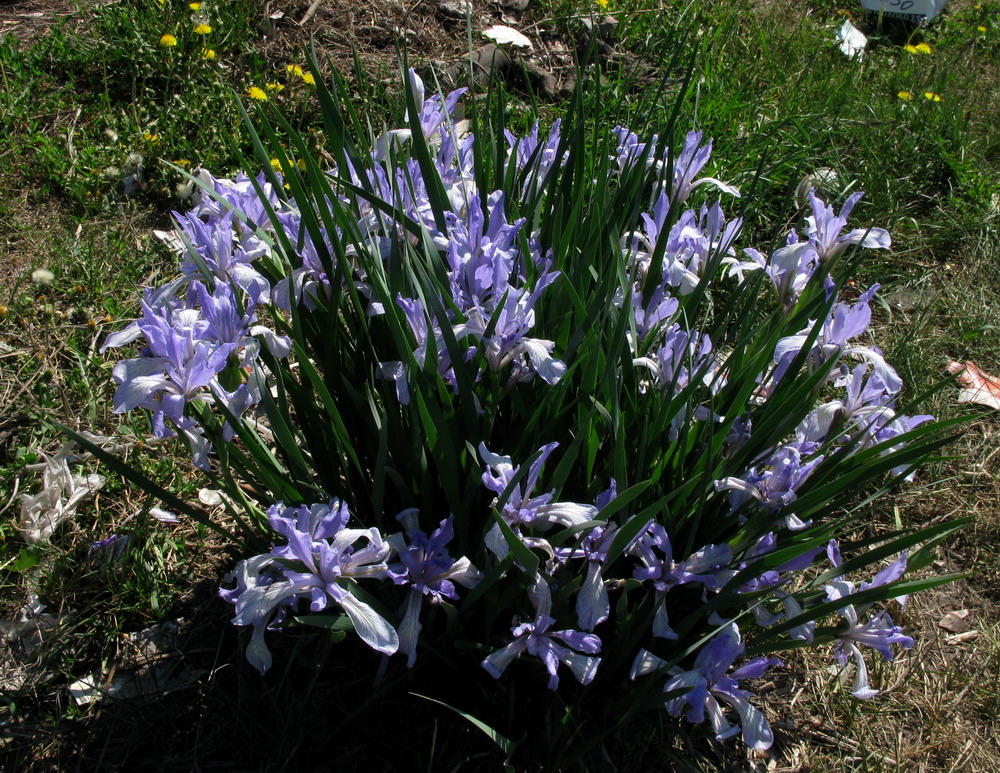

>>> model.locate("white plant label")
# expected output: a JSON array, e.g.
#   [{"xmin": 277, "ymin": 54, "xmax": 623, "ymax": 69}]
[{"xmin": 859, "ymin": 0, "xmax": 952, "ymax": 23}]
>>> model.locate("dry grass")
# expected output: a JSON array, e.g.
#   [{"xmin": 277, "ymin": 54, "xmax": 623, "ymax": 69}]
[{"xmin": 751, "ymin": 193, "xmax": 1000, "ymax": 773}]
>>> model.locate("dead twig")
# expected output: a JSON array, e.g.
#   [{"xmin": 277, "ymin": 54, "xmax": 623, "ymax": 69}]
[{"xmin": 299, "ymin": 0, "xmax": 323, "ymax": 26}]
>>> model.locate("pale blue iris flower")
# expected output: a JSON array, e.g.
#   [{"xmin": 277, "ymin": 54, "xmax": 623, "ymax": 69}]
[
  {"xmin": 631, "ymin": 623, "xmax": 780, "ymax": 751},
  {"xmin": 482, "ymin": 575, "xmax": 602, "ymax": 690},
  {"xmin": 387, "ymin": 511, "xmax": 482, "ymax": 667},
  {"xmin": 220, "ymin": 499, "xmax": 398, "ymax": 673}
]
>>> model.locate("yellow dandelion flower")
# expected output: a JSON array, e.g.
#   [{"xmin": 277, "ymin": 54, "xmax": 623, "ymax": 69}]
[
  {"xmin": 923, "ymin": 91, "xmax": 941, "ymax": 102},
  {"xmin": 266, "ymin": 82, "xmax": 285, "ymax": 92},
  {"xmin": 201, "ymin": 48, "xmax": 216, "ymax": 60},
  {"xmin": 189, "ymin": 2, "xmax": 202, "ymax": 9},
  {"xmin": 247, "ymin": 86, "xmax": 268, "ymax": 102},
  {"xmin": 897, "ymin": 90, "xmax": 912, "ymax": 101},
  {"xmin": 915, "ymin": 42, "xmax": 932, "ymax": 54},
  {"xmin": 302, "ymin": 72, "xmax": 316, "ymax": 85},
  {"xmin": 287, "ymin": 64, "xmax": 305, "ymax": 77},
  {"xmin": 978, "ymin": 25, "xmax": 987, "ymax": 32},
  {"xmin": 173, "ymin": 159, "xmax": 192, "ymax": 168},
  {"xmin": 159, "ymin": 33, "xmax": 178, "ymax": 47},
  {"xmin": 270, "ymin": 158, "xmax": 282, "ymax": 172},
  {"xmin": 904, "ymin": 44, "xmax": 917, "ymax": 53},
  {"xmin": 143, "ymin": 132, "xmax": 160, "ymax": 143},
  {"xmin": 296, "ymin": 158, "xmax": 307, "ymax": 171},
  {"xmin": 595, "ymin": 0, "xmax": 609, "ymax": 7},
  {"xmin": 194, "ymin": 23, "xmax": 212, "ymax": 35}
]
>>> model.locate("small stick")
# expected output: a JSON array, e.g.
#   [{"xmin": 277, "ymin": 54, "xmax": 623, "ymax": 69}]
[{"xmin": 300, "ymin": 0, "xmax": 323, "ymax": 25}]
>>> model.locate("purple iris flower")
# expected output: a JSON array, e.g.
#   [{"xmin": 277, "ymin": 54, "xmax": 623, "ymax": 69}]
[
  {"xmin": 632, "ymin": 522, "xmax": 733, "ymax": 638},
  {"xmin": 626, "ymin": 284, "xmax": 680, "ymax": 349},
  {"xmin": 479, "ymin": 442, "xmax": 597, "ymax": 560},
  {"xmin": 389, "ymin": 191, "xmax": 565, "ymax": 396},
  {"xmin": 872, "ymin": 413, "xmax": 935, "ymax": 480},
  {"xmin": 505, "ymin": 119, "xmax": 564, "ymax": 196},
  {"xmin": 805, "ymin": 190, "xmax": 891, "ymax": 262},
  {"xmin": 631, "ymin": 623, "xmax": 780, "ymax": 751},
  {"xmin": 727, "ymin": 190, "xmax": 890, "ymax": 308},
  {"xmin": 394, "ymin": 294, "xmax": 466, "ymax": 394},
  {"xmin": 823, "ymin": 576, "xmax": 913, "ymax": 698},
  {"xmin": 732, "ymin": 231, "xmax": 818, "ymax": 309},
  {"xmin": 189, "ymin": 169, "xmax": 280, "ymax": 241},
  {"xmin": 634, "ymin": 323, "xmax": 717, "ymax": 394},
  {"xmin": 88, "ymin": 534, "xmax": 129, "ymax": 566},
  {"xmin": 103, "ymin": 277, "xmax": 288, "ymax": 468},
  {"xmin": 795, "ymin": 363, "xmax": 894, "ymax": 446},
  {"xmin": 387, "ymin": 511, "xmax": 482, "ymax": 666},
  {"xmin": 611, "ymin": 126, "xmax": 659, "ymax": 175},
  {"xmin": 819, "ymin": 546, "xmax": 913, "ymax": 697},
  {"xmin": 174, "ymin": 209, "xmax": 271, "ymax": 306},
  {"xmin": 792, "ymin": 363, "xmax": 933, "ymax": 476},
  {"xmin": 271, "ymin": 211, "xmax": 338, "ymax": 311},
  {"xmin": 714, "ymin": 445, "xmax": 825, "ymax": 530},
  {"xmin": 482, "ymin": 575, "xmax": 602, "ymax": 690},
  {"xmin": 109, "ymin": 298, "xmax": 237, "ymax": 435},
  {"xmin": 633, "ymin": 323, "xmax": 721, "ymax": 439},
  {"xmin": 443, "ymin": 193, "xmax": 565, "ymax": 387},
  {"xmin": 773, "ymin": 284, "xmax": 903, "ymax": 394},
  {"xmin": 548, "ymin": 481, "xmax": 622, "ymax": 631},
  {"xmin": 445, "ymin": 191, "xmax": 525, "ymax": 312},
  {"xmin": 458, "ymin": 277, "xmax": 567, "ymax": 388},
  {"xmin": 554, "ymin": 521, "xmax": 621, "ymax": 632},
  {"xmin": 220, "ymin": 498, "xmax": 398, "ymax": 673},
  {"xmin": 376, "ymin": 69, "xmax": 468, "ymax": 156},
  {"xmin": 720, "ymin": 532, "xmax": 825, "ymax": 627},
  {"xmin": 662, "ymin": 204, "xmax": 742, "ymax": 295},
  {"xmin": 665, "ymin": 131, "xmax": 741, "ymax": 205}
]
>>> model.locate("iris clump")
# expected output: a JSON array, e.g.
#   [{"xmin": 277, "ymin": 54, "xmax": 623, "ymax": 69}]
[{"xmin": 98, "ymin": 65, "xmax": 960, "ymax": 766}]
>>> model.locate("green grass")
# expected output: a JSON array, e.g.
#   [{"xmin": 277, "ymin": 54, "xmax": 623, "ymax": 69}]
[{"xmin": 1, "ymin": 0, "xmax": 999, "ymax": 770}]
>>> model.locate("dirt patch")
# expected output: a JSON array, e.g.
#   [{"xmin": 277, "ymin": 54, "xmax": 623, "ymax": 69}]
[
  {"xmin": 256, "ymin": 0, "xmax": 614, "ymax": 99},
  {"xmin": 0, "ymin": 0, "xmax": 84, "ymax": 46}
]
